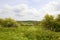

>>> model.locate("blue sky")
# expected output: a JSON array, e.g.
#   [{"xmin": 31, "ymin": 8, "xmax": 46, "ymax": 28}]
[{"xmin": 0, "ymin": 0, "xmax": 60, "ymax": 21}]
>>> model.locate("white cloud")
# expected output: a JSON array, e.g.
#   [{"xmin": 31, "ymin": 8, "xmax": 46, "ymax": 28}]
[
  {"xmin": 39, "ymin": 1, "xmax": 60, "ymax": 19},
  {"xmin": 0, "ymin": 4, "xmax": 40, "ymax": 21},
  {"xmin": 0, "ymin": 1, "xmax": 60, "ymax": 21}
]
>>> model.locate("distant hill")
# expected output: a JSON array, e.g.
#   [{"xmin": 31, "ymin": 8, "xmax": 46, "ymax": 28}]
[{"xmin": 17, "ymin": 21, "xmax": 40, "ymax": 26}]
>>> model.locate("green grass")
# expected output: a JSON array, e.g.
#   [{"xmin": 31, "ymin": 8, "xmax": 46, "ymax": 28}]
[{"xmin": 0, "ymin": 26, "xmax": 60, "ymax": 40}]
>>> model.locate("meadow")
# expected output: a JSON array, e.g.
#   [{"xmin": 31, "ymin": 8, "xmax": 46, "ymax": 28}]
[{"xmin": 0, "ymin": 25, "xmax": 60, "ymax": 40}]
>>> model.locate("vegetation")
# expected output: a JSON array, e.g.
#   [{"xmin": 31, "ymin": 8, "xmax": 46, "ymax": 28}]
[
  {"xmin": 0, "ymin": 14, "xmax": 60, "ymax": 40},
  {"xmin": 40, "ymin": 14, "xmax": 60, "ymax": 32},
  {"xmin": 0, "ymin": 18, "xmax": 19, "ymax": 27}
]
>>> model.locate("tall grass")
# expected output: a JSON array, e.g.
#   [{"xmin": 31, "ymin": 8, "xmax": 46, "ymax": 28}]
[{"xmin": 0, "ymin": 26, "xmax": 60, "ymax": 40}]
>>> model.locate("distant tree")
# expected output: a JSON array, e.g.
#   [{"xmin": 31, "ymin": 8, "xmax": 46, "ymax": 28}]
[{"xmin": 3, "ymin": 18, "xmax": 19, "ymax": 27}]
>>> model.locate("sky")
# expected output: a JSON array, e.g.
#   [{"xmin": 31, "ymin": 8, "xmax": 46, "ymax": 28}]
[{"xmin": 0, "ymin": 0, "xmax": 60, "ymax": 21}]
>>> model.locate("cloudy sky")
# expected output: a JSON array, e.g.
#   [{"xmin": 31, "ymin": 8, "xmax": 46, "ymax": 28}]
[{"xmin": 0, "ymin": 0, "xmax": 60, "ymax": 21}]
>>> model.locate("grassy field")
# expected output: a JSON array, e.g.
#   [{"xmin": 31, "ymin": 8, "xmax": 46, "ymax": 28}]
[{"xmin": 0, "ymin": 26, "xmax": 60, "ymax": 40}]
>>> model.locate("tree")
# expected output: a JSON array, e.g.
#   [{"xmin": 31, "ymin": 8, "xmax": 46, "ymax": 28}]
[
  {"xmin": 40, "ymin": 14, "xmax": 60, "ymax": 32},
  {"xmin": 54, "ymin": 14, "xmax": 60, "ymax": 32},
  {"xmin": 0, "ymin": 18, "xmax": 4, "ymax": 27},
  {"xmin": 3, "ymin": 18, "xmax": 19, "ymax": 27},
  {"xmin": 40, "ymin": 14, "xmax": 54, "ymax": 31}
]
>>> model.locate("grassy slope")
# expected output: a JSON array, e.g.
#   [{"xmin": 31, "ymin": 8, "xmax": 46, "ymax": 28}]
[{"xmin": 0, "ymin": 26, "xmax": 60, "ymax": 40}]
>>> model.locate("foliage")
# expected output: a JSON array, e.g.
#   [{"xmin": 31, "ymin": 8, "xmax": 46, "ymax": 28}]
[
  {"xmin": 40, "ymin": 14, "xmax": 60, "ymax": 32},
  {"xmin": 0, "ymin": 26, "xmax": 60, "ymax": 40},
  {"xmin": 0, "ymin": 18, "xmax": 19, "ymax": 27}
]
